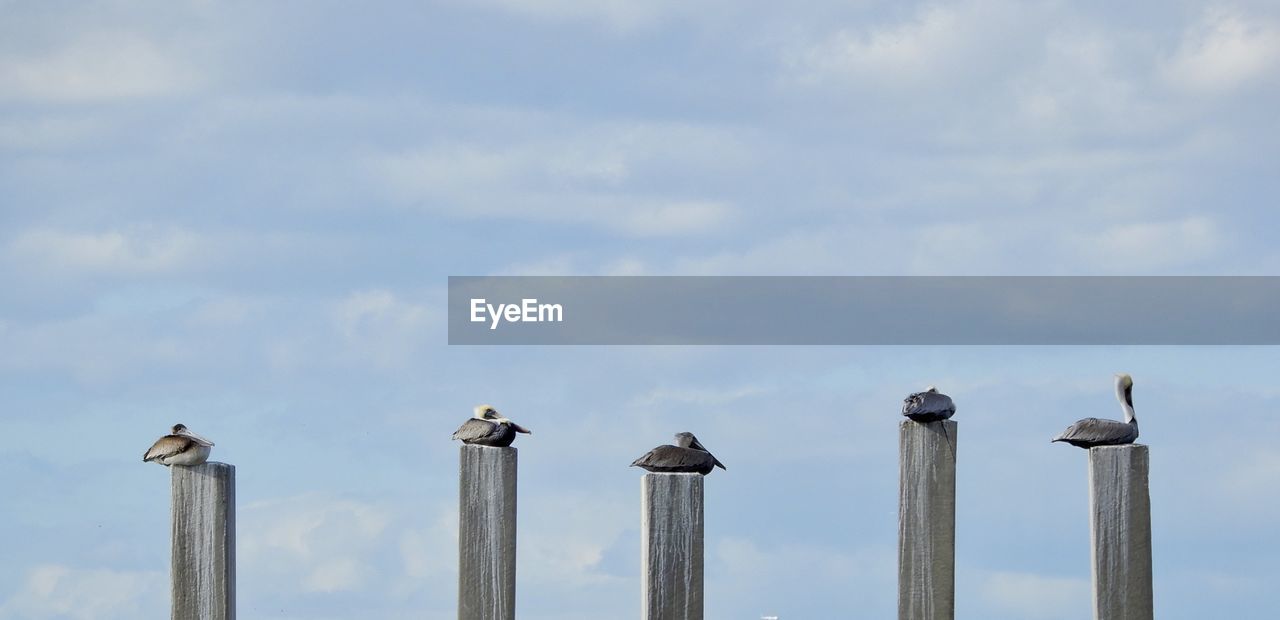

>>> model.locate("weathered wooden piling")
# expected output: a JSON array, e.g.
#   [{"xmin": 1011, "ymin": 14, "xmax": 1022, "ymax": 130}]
[
  {"xmin": 459, "ymin": 445, "xmax": 517, "ymax": 620},
  {"xmin": 641, "ymin": 473, "xmax": 704, "ymax": 620},
  {"xmin": 1089, "ymin": 444, "xmax": 1153, "ymax": 620},
  {"xmin": 898, "ymin": 420, "xmax": 956, "ymax": 620},
  {"xmin": 171, "ymin": 462, "xmax": 236, "ymax": 620}
]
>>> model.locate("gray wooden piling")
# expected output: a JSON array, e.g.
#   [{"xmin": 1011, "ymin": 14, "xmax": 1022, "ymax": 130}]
[
  {"xmin": 641, "ymin": 473, "xmax": 704, "ymax": 620},
  {"xmin": 459, "ymin": 445, "xmax": 517, "ymax": 620},
  {"xmin": 1089, "ymin": 444, "xmax": 1153, "ymax": 620},
  {"xmin": 898, "ymin": 420, "xmax": 956, "ymax": 620},
  {"xmin": 171, "ymin": 462, "xmax": 236, "ymax": 620}
]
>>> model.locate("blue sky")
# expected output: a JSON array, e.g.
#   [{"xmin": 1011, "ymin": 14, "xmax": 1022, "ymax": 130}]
[{"xmin": 2, "ymin": 1, "xmax": 1279, "ymax": 618}]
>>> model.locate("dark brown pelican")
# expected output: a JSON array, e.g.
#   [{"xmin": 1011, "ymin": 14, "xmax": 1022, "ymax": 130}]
[
  {"xmin": 631, "ymin": 432, "xmax": 725, "ymax": 475},
  {"xmin": 1053, "ymin": 373, "xmax": 1139, "ymax": 448},
  {"xmin": 452, "ymin": 404, "xmax": 531, "ymax": 447},
  {"xmin": 902, "ymin": 386, "xmax": 956, "ymax": 422},
  {"xmin": 143, "ymin": 424, "xmax": 214, "ymax": 466}
]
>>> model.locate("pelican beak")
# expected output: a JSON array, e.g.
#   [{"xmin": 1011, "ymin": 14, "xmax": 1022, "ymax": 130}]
[
  {"xmin": 511, "ymin": 422, "xmax": 531, "ymax": 435},
  {"xmin": 689, "ymin": 438, "xmax": 708, "ymax": 452},
  {"xmin": 713, "ymin": 457, "xmax": 727, "ymax": 471},
  {"xmin": 177, "ymin": 427, "xmax": 215, "ymax": 447}
]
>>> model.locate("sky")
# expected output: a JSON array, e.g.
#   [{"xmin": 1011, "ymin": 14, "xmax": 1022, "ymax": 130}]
[{"xmin": 1, "ymin": 0, "xmax": 1279, "ymax": 618}]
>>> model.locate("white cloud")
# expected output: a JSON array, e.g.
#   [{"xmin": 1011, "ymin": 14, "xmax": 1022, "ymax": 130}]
[
  {"xmin": 1070, "ymin": 215, "xmax": 1221, "ymax": 272},
  {"xmin": 618, "ymin": 201, "xmax": 734, "ymax": 237},
  {"xmin": 519, "ymin": 490, "xmax": 632, "ymax": 588},
  {"xmin": 632, "ymin": 383, "xmax": 771, "ymax": 406},
  {"xmin": 367, "ymin": 121, "xmax": 745, "ymax": 237},
  {"xmin": 716, "ymin": 538, "xmax": 879, "ymax": 581},
  {"xmin": 0, "ymin": 564, "xmax": 164, "ymax": 620},
  {"xmin": 979, "ymin": 570, "xmax": 1090, "ymax": 619},
  {"xmin": 1007, "ymin": 29, "xmax": 1166, "ymax": 140},
  {"xmin": 493, "ymin": 254, "xmax": 580, "ymax": 276},
  {"xmin": 455, "ymin": 0, "xmax": 700, "ymax": 32},
  {"xmin": 493, "ymin": 254, "xmax": 649, "ymax": 276},
  {"xmin": 1204, "ymin": 444, "xmax": 1280, "ymax": 521},
  {"xmin": 1164, "ymin": 8, "xmax": 1280, "ymax": 94},
  {"xmin": 0, "ymin": 115, "xmax": 107, "ymax": 150},
  {"xmin": 795, "ymin": 4, "xmax": 967, "ymax": 84},
  {"xmin": 709, "ymin": 538, "xmax": 896, "ymax": 616},
  {"xmin": 0, "ymin": 32, "xmax": 203, "ymax": 103},
  {"xmin": 240, "ymin": 494, "xmax": 392, "ymax": 594},
  {"xmin": 186, "ymin": 296, "xmax": 257, "ymax": 327},
  {"xmin": 0, "ymin": 311, "xmax": 192, "ymax": 385},
  {"xmin": 789, "ymin": 0, "xmax": 1027, "ymax": 90},
  {"xmin": 7, "ymin": 227, "xmax": 204, "ymax": 277},
  {"xmin": 399, "ymin": 509, "xmax": 458, "ymax": 582},
  {"xmin": 331, "ymin": 290, "xmax": 433, "ymax": 368}
]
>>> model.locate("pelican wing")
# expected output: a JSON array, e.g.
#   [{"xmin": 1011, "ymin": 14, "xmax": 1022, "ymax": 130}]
[
  {"xmin": 452, "ymin": 418, "xmax": 497, "ymax": 442},
  {"xmin": 1053, "ymin": 418, "xmax": 1137, "ymax": 445},
  {"xmin": 903, "ymin": 390, "xmax": 955, "ymax": 419},
  {"xmin": 143, "ymin": 435, "xmax": 193, "ymax": 462}
]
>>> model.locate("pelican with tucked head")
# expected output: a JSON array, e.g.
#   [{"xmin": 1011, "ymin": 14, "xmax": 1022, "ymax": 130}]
[
  {"xmin": 902, "ymin": 386, "xmax": 956, "ymax": 423},
  {"xmin": 143, "ymin": 424, "xmax": 215, "ymax": 466},
  {"xmin": 452, "ymin": 404, "xmax": 531, "ymax": 447},
  {"xmin": 631, "ymin": 432, "xmax": 726, "ymax": 475},
  {"xmin": 1052, "ymin": 373, "xmax": 1139, "ymax": 448}
]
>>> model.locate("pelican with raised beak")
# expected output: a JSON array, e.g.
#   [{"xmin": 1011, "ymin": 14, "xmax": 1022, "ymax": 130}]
[
  {"xmin": 452, "ymin": 404, "xmax": 531, "ymax": 447},
  {"xmin": 143, "ymin": 424, "xmax": 214, "ymax": 466},
  {"xmin": 631, "ymin": 432, "xmax": 726, "ymax": 475},
  {"xmin": 1053, "ymin": 373, "xmax": 1140, "ymax": 448}
]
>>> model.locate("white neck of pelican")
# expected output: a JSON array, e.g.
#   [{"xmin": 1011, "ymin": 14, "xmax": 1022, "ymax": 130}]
[{"xmin": 1115, "ymin": 376, "xmax": 1136, "ymax": 423}]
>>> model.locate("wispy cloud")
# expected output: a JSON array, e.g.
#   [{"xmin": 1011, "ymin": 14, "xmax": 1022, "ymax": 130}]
[
  {"xmin": 0, "ymin": 564, "xmax": 165, "ymax": 620},
  {"xmin": 978, "ymin": 570, "xmax": 1090, "ymax": 619},
  {"xmin": 788, "ymin": 0, "xmax": 1031, "ymax": 91},
  {"xmin": 452, "ymin": 0, "xmax": 709, "ymax": 32},
  {"xmin": 367, "ymin": 121, "xmax": 746, "ymax": 237},
  {"xmin": 1163, "ymin": 7, "xmax": 1280, "ymax": 94},
  {"xmin": 0, "ymin": 32, "xmax": 204, "ymax": 103},
  {"xmin": 1070, "ymin": 216, "xmax": 1222, "ymax": 272},
  {"xmin": 332, "ymin": 290, "xmax": 434, "ymax": 368},
  {"xmin": 7, "ymin": 227, "xmax": 204, "ymax": 277},
  {"xmin": 240, "ymin": 494, "xmax": 393, "ymax": 594}
]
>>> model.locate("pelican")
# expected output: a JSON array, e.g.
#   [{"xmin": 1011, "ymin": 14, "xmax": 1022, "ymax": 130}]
[
  {"xmin": 143, "ymin": 424, "xmax": 214, "ymax": 466},
  {"xmin": 452, "ymin": 404, "xmax": 531, "ymax": 447},
  {"xmin": 902, "ymin": 386, "xmax": 956, "ymax": 422},
  {"xmin": 631, "ymin": 432, "xmax": 725, "ymax": 475},
  {"xmin": 1052, "ymin": 373, "xmax": 1139, "ymax": 448}
]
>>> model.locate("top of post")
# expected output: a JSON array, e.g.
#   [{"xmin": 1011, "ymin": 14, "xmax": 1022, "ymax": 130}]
[
  {"xmin": 1088, "ymin": 444, "xmax": 1147, "ymax": 452},
  {"xmin": 460, "ymin": 444, "xmax": 517, "ymax": 453},
  {"xmin": 176, "ymin": 461, "xmax": 234, "ymax": 472}
]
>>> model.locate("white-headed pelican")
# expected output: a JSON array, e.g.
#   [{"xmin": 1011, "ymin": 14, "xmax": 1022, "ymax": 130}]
[
  {"xmin": 1053, "ymin": 373, "xmax": 1139, "ymax": 448},
  {"xmin": 452, "ymin": 404, "xmax": 531, "ymax": 447}
]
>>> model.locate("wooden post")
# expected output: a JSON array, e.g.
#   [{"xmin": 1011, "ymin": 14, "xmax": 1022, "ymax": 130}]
[
  {"xmin": 459, "ymin": 445, "xmax": 517, "ymax": 620},
  {"xmin": 171, "ymin": 462, "xmax": 236, "ymax": 620},
  {"xmin": 1089, "ymin": 445, "xmax": 1153, "ymax": 620},
  {"xmin": 641, "ymin": 472, "xmax": 704, "ymax": 620},
  {"xmin": 898, "ymin": 420, "xmax": 956, "ymax": 620}
]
